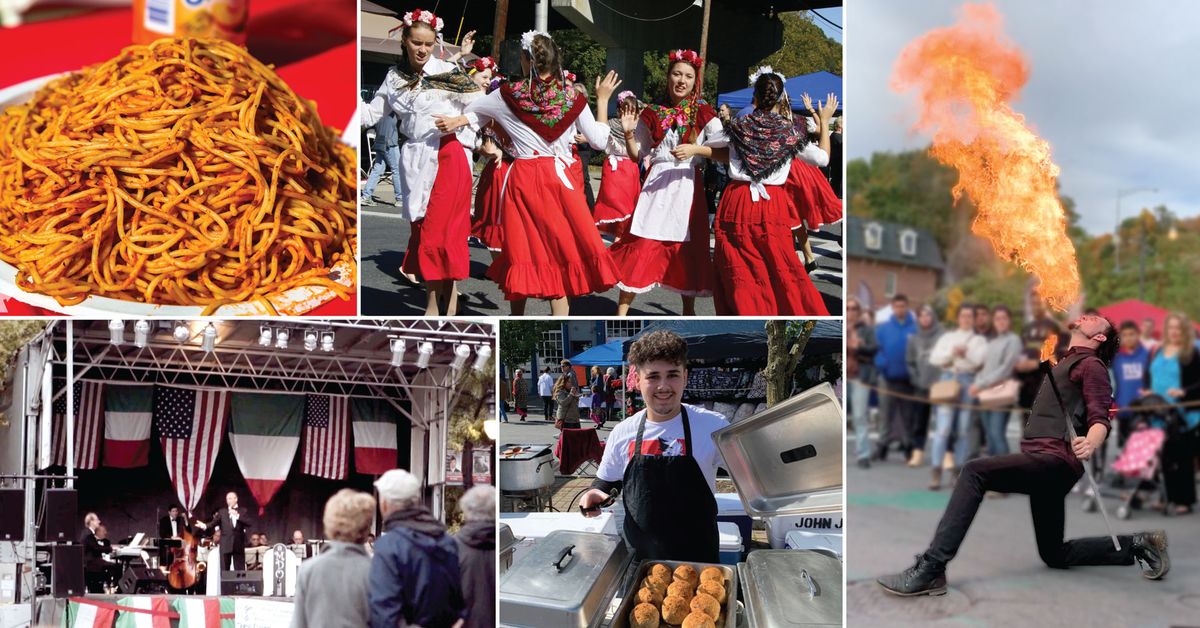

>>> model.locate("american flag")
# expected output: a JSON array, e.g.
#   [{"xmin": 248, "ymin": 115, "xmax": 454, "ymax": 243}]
[
  {"xmin": 155, "ymin": 386, "xmax": 230, "ymax": 514},
  {"xmin": 50, "ymin": 381, "xmax": 105, "ymax": 469},
  {"xmin": 302, "ymin": 395, "xmax": 349, "ymax": 480}
]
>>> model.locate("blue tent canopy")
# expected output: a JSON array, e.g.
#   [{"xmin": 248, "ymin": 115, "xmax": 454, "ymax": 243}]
[
  {"xmin": 717, "ymin": 71, "xmax": 842, "ymax": 114},
  {"xmin": 568, "ymin": 339, "xmax": 625, "ymax": 367},
  {"xmin": 621, "ymin": 320, "xmax": 842, "ymax": 363}
]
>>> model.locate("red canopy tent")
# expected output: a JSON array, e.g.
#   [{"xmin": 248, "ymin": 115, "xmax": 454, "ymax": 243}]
[{"xmin": 1096, "ymin": 299, "xmax": 1200, "ymax": 340}]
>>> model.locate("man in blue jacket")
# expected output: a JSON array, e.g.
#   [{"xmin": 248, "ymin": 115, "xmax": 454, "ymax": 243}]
[
  {"xmin": 370, "ymin": 469, "xmax": 466, "ymax": 628},
  {"xmin": 874, "ymin": 294, "xmax": 918, "ymax": 461}
]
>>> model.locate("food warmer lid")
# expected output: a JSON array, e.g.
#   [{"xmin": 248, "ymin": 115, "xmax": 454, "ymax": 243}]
[
  {"xmin": 499, "ymin": 523, "xmax": 518, "ymax": 554},
  {"xmin": 499, "ymin": 443, "xmax": 554, "ymax": 460},
  {"xmin": 740, "ymin": 550, "xmax": 842, "ymax": 627},
  {"xmin": 712, "ymin": 383, "xmax": 843, "ymax": 518},
  {"xmin": 499, "ymin": 530, "xmax": 629, "ymax": 628}
]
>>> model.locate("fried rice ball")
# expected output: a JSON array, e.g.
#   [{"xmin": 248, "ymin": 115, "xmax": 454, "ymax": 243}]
[
  {"xmin": 661, "ymin": 595, "xmax": 691, "ymax": 625},
  {"xmin": 673, "ymin": 564, "xmax": 699, "ymax": 585},
  {"xmin": 650, "ymin": 563, "xmax": 673, "ymax": 581},
  {"xmin": 630, "ymin": 602, "xmax": 661, "ymax": 628},
  {"xmin": 681, "ymin": 612, "xmax": 717, "ymax": 628},
  {"xmin": 667, "ymin": 579, "xmax": 694, "ymax": 601},
  {"xmin": 697, "ymin": 579, "xmax": 725, "ymax": 602},
  {"xmin": 699, "ymin": 566, "xmax": 724, "ymax": 585},
  {"xmin": 689, "ymin": 592, "xmax": 721, "ymax": 621},
  {"xmin": 636, "ymin": 586, "xmax": 664, "ymax": 606},
  {"xmin": 642, "ymin": 575, "xmax": 669, "ymax": 595}
]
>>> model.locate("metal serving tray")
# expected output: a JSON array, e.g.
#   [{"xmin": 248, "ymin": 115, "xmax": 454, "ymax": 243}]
[
  {"xmin": 712, "ymin": 383, "xmax": 843, "ymax": 518},
  {"xmin": 499, "ymin": 530, "xmax": 630, "ymax": 628},
  {"xmin": 738, "ymin": 550, "xmax": 842, "ymax": 627},
  {"xmin": 609, "ymin": 559, "xmax": 738, "ymax": 628}
]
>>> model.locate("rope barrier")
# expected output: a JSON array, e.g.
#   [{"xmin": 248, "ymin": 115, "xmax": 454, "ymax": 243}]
[{"xmin": 853, "ymin": 379, "xmax": 1200, "ymax": 414}]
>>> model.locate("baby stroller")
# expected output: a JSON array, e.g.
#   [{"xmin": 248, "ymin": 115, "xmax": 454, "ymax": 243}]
[{"xmin": 1087, "ymin": 394, "xmax": 1175, "ymax": 519}]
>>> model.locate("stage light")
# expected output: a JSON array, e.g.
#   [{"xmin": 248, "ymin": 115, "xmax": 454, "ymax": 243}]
[
  {"xmin": 276, "ymin": 328, "xmax": 289, "ymax": 349},
  {"xmin": 390, "ymin": 339, "xmax": 407, "ymax": 367},
  {"xmin": 133, "ymin": 320, "xmax": 150, "ymax": 348},
  {"xmin": 321, "ymin": 331, "xmax": 335, "ymax": 352},
  {"xmin": 451, "ymin": 344, "xmax": 471, "ymax": 370},
  {"xmin": 473, "ymin": 345, "xmax": 492, "ymax": 372},
  {"xmin": 416, "ymin": 342, "xmax": 434, "ymax": 369},
  {"xmin": 304, "ymin": 330, "xmax": 318, "ymax": 352},
  {"xmin": 259, "ymin": 326, "xmax": 273, "ymax": 347},
  {"xmin": 108, "ymin": 320, "xmax": 124, "ymax": 346},
  {"xmin": 201, "ymin": 323, "xmax": 217, "ymax": 353},
  {"xmin": 173, "ymin": 322, "xmax": 190, "ymax": 342}
]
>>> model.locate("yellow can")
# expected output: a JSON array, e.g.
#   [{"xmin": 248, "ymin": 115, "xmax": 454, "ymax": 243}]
[{"xmin": 132, "ymin": 0, "xmax": 249, "ymax": 45}]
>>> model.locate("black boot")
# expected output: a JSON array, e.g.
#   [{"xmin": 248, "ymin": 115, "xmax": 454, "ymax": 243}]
[
  {"xmin": 874, "ymin": 442, "xmax": 889, "ymax": 462},
  {"xmin": 1131, "ymin": 530, "xmax": 1169, "ymax": 580},
  {"xmin": 877, "ymin": 554, "xmax": 948, "ymax": 596}
]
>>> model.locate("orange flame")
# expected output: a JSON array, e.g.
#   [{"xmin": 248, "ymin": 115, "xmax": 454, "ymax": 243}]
[
  {"xmin": 892, "ymin": 3, "xmax": 1080, "ymax": 311},
  {"xmin": 1040, "ymin": 333, "xmax": 1059, "ymax": 365}
]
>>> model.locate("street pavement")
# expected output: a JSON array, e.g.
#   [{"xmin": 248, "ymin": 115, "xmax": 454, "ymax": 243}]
[
  {"xmin": 847, "ymin": 426, "xmax": 1200, "ymax": 628},
  {"xmin": 360, "ymin": 174, "xmax": 843, "ymax": 316}
]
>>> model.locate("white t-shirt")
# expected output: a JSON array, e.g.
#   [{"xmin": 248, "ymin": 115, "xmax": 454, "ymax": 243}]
[
  {"xmin": 596, "ymin": 404, "xmax": 728, "ymax": 491},
  {"xmin": 537, "ymin": 373, "xmax": 554, "ymax": 396}
]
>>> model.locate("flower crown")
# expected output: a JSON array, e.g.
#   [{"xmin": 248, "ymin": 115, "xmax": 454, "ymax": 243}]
[
  {"xmin": 402, "ymin": 8, "xmax": 444, "ymax": 32},
  {"xmin": 469, "ymin": 57, "xmax": 497, "ymax": 74},
  {"xmin": 748, "ymin": 65, "xmax": 786, "ymax": 86},
  {"xmin": 617, "ymin": 90, "xmax": 638, "ymax": 103},
  {"xmin": 520, "ymin": 30, "xmax": 550, "ymax": 54},
  {"xmin": 668, "ymin": 49, "xmax": 703, "ymax": 69},
  {"xmin": 563, "ymin": 70, "xmax": 577, "ymax": 83}
]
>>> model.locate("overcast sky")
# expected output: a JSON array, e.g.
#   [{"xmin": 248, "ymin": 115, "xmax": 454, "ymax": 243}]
[{"xmin": 846, "ymin": 0, "xmax": 1200, "ymax": 235}]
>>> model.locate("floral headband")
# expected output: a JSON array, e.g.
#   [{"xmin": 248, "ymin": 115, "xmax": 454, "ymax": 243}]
[
  {"xmin": 469, "ymin": 57, "xmax": 497, "ymax": 74},
  {"xmin": 749, "ymin": 65, "xmax": 786, "ymax": 86},
  {"xmin": 402, "ymin": 8, "xmax": 444, "ymax": 32},
  {"xmin": 617, "ymin": 90, "xmax": 638, "ymax": 103},
  {"xmin": 668, "ymin": 49, "xmax": 703, "ymax": 69},
  {"xmin": 520, "ymin": 30, "xmax": 550, "ymax": 54}
]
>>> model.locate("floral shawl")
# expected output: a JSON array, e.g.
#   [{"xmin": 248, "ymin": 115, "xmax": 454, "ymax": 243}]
[
  {"xmin": 499, "ymin": 77, "xmax": 587, "ymax": 142},
  {"xmin": 726, "ymin": 109, "xmax": 802, "ymax": 182}
]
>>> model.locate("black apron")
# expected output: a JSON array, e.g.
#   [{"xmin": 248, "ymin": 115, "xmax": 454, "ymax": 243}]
[{"xmin": 621, "ymin": 406, "xmax": 720, "ymax": 563}]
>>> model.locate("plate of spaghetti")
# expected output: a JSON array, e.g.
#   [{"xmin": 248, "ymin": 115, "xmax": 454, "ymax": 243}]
[{"xmin": 0, "ymin": 38, "xmax": 357, "ymax": 316}]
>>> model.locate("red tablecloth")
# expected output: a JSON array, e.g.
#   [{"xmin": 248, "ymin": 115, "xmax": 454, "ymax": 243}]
[
  {"xmin": 555, "ymin": 428, "xmax": 605, "ymax": 476},
  {"xmin": 0, "ymin": 0, "xmax": 357, "ymax": 316}
]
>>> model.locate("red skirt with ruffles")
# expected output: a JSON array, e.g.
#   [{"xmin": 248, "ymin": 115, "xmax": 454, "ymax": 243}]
[
  {"xmin": 485, "ymin": 157, "xmax": 620, "ymax": 300},
  {"xmin": 403, "ymin": 135, "xmax": 471, "ymax": 281},
  {"xmin": 471, "ymin": 158, "xmax": 507, "ymax": 252},
  {"xmin": 714, "ymin": 180, "xmax": 830, "ymax": 316},
  {"xmin": 785, "ymin": 158, "xmax": 843, "ymax": 230},
  {"xmin": 607, "ymin": 172, "xmax": 714, "ymax": 296},
  {"xmin": 592, "ymin": 157, "xmax": 640, "ymax": 232}
]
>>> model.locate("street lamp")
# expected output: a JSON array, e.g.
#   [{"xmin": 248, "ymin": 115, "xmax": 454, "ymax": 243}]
[{"xmin": 1114, "ymin": 187, "xmax": 1157, "ymax": 272}]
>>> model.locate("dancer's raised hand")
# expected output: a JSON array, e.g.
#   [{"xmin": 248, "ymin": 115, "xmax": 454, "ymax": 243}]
[{"xmin": 595, "ymin": 70, "xmax": 622, "ymax": 102}]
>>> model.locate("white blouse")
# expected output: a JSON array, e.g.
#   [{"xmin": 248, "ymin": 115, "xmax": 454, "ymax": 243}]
[
  {"xmin": 603, "ymin": 119, "xmax": 639, "ymax": 170},
  {"xmin": 628, "ymin": 116, "xmax": 728, "ymax": 242},
  {"xmin": 727, "ymin": 142, "xmax": 830, "ymax": 202},
  {"xmin": 362, "ymin": 57, "xmax": 481, "ymax": 221}
]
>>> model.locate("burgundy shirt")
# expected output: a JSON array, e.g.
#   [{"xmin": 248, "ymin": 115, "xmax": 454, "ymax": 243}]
[{"xmin": 1020, "ymin": 347, "xmax": 1113, "ymax": 474}]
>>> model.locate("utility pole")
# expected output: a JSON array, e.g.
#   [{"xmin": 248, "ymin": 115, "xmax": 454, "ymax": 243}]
[
  {"xmin": 697, "ymin": 0, "xmax": 712, "ymax": 90},
  {"xmin": 535, "ymin": 0, "xmax": 548, "ymax": 32},
  {"xmin": 492, "ymin": 0, "xmax": 509, "ymax": 58}
]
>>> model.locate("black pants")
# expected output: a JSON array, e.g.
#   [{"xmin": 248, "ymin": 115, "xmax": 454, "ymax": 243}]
[
  {"xmin": 925, "ymin": 452, "xmax": 1135, "ymax": 569},
  {"xmin": 541, "ymin": 395, "xmax": 553, "ymax": 419},
  {"xmin": 219, "ymin": 550, "xmax": 246, "ymax": 571},
  {"xmin": 881, "ymin": 379, "xmax": 914, "ymax": 450},
  {"xmin": 909, "ymin": 395, "xmax": 931, "ymax": 450}
]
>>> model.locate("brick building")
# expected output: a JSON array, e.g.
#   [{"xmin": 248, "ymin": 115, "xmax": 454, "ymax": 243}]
[{"xmin": 846, "ymin": 215, "xmax": 945, "ymax": 308}]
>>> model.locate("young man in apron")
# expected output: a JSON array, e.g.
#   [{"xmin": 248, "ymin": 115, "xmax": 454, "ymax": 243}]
[
  {"xmin": 579, "ymin": 330, "xmax": 729, "ymax": 563},
  {"xmin": 878, "ymin": 314, "xmax": 1170, "ymax": 597}
]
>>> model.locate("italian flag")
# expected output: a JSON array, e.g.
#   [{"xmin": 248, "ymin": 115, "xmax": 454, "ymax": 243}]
[
  {"xmin": 229, "ymin": 392, "xmax": 303, "ymax": 512},
  {"xmin": 103, "ymin": 386, "xmax": 155, "ymax": 468},
  {"xmin": 113, "ymin": 596, "xmax": 171, "ymax": 628},
  {"xmin": 63, "ymin": 599, "xmax": 115, "ymax": 628},
  {"xmin": 351, "ymin": 398, "xmax": 401, "ymax": 475},
  {"xmin": 172, "ymin": 596, "xmax": 235, "ymax": 628}
]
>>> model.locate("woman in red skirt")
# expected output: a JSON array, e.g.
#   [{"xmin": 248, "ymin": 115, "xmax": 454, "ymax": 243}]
[
  {"xmin": 437, "ymin": 31, "xmax": 622, "ymax": 315},
  {"xmin": 361, "ymin": 9, "xmax": 480, "ymax": 316},
  {"xmin": 784, "ymin": 92, "xmax": 843, "ymax": 272},
  {"xmin": 467, "ymin": 57, "xmax": 508, "ymax": 257},
  {"xmin": 592, "ymin": 91, "xmax": 643, "ymax": 235},
  {"xmin": 608, "ymin": 50, "xmax": 725, "ymax": 316},
  {"xmin": 711, "ymin": 68, "xmax": 832, "ymax": 316}
]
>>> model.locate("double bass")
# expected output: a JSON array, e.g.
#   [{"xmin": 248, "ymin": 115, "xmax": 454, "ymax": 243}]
[{"xmin": 166, "ymin": 525, "xmax": 204, "ymax": 590}]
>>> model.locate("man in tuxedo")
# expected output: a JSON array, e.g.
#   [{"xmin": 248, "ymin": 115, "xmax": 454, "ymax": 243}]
[
  {"xmin": 194, "ymin": 492, "xmax": 252, "ymax": 571},
  {"xmin": 159, "ymin": 504, "xmax": 189, "ymax": 539},
  {"xmin": 80, "ymin": 513, "xmax": 107, "ymax": 593}
]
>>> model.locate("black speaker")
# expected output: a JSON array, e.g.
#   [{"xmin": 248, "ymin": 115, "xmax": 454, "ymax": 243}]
[
  {"xmin": 38, "ymin": 489, "xmax": 76, "ymax": 542},
  {"xmin": 118, "ymin": 566, "xmax": 168, "ymax": 594},
  {"xmin": 51, "ymin": 544, "xmax": 84, "ymax": 597},
  {"xmin": 0, "ymin": 488, "xmax": 22, "ymax": 540},
  {"xmin": 220, "ymin": 570, "xmax": 263, "ymax": 596},
  {"xmin": 498, "ymin": 39, "xmax": 523, "ymax": 78}
]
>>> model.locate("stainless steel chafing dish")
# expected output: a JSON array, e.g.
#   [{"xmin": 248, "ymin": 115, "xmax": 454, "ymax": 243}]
[
  {"xmin": 499, "ymin": 530, "xmax": 631, "ymax": 628},
  {"xmin": 738, "ymin": 550, "xmax": 842, "ymax": 627}
]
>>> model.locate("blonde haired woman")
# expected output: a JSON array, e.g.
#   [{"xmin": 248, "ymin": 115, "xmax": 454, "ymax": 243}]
[
  {"xmin": 1144, "ymin": 312, "xmax": 1199, "ymax": 514},
  {"xmin": 290, "ymin": 489, "xmax": 376, "ymax": 628}
]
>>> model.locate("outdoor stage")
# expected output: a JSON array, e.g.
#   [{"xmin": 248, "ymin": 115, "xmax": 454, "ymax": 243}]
[{"xmin": 33, "ymin": 593, "xmax": 294, "ymax": 627}]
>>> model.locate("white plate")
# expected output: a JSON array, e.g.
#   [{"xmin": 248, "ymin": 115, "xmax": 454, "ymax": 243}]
[{"xmin": 0, "ymin": 74, "xmax": 354, "ymax": 317}]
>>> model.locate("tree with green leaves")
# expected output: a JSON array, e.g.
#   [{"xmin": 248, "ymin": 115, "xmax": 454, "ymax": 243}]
[
  {"xmin": 764, "ymin": 320, "xmax": 817, "ymax": 405},
  {"xmin": 756, "ymin": 12, "xmax": 843, "ymax": 78},
  {"xmin": 498, "ymin": 321, "xmax": 558, "ymax": 371}
]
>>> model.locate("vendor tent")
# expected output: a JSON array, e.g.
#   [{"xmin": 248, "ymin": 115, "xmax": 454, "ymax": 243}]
[
  {"xmin": 623, "ymin": 320, "xmax": 842, "ymax": 363},
  {"xmin": 568, "ymin": 340, "xmax": 626, "ymax": 367},
  {"xmin": 717, "ymin": 71, "xmax": 842, "ymax": 113},
  {"xmin": 1096, "ymin": 299, "xmax": 1200, "ymax": 336}
]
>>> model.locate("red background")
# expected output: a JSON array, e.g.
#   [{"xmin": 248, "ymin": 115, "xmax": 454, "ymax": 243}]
[{"xmin": 0, "ymin": 0, "xmax": 358, "ymax": 316}]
